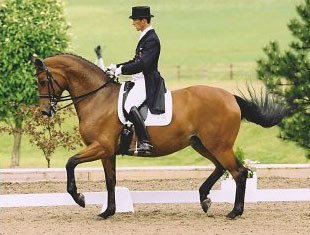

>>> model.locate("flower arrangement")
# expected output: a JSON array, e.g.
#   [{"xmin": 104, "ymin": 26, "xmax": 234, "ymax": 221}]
[{"xmin": 222, "ymin": 146, "xmax": 259, "ymax": 179}]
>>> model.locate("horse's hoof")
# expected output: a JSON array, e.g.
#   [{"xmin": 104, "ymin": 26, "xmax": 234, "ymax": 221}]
[
  {"xmin": 98, "ymin": 209, "xmax": 115, "ymax": 219},
  {"xmin": 201, "ymin": 198, "xmax": 212, "ymax": 213},
  {"xmin": 226, "ymin": 210, "xmax": 242, "ymax": 219},
  {"xmin": 76, "ymin": 193, "xmax": 85, "ymax": 208}
]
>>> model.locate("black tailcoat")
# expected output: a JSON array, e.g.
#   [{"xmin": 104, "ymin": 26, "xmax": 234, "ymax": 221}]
[{"xmin": 118, "ymin": 29, "xmax": 166, "ymax": 114}]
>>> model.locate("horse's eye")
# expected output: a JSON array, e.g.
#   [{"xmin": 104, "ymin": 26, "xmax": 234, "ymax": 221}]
[{"xmin": 39, "ymin": 80, "xmax": 47, "ymax": 87}]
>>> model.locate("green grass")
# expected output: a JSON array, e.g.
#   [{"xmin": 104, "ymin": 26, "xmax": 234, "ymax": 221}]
[
  {"xmin": 0, "ymin": 0, "xmax": 308, "ymax": 168},
  {"xmin": 63, "ymin": 0, "xmax": 302, "ymax": 82},
  {"xmin": 65, "ymin": 0, "xmax": 300, "ymax": 66}
]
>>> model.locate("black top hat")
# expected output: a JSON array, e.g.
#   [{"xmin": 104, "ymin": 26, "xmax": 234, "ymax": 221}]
[{"xmin": 129, "ymin": 6, "xmax": 154, "ymax": 19}]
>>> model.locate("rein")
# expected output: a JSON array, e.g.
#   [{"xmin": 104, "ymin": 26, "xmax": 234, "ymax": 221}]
[{"xmin": 35, "ymin": 68, "xmax": 115, "ymax": 111}]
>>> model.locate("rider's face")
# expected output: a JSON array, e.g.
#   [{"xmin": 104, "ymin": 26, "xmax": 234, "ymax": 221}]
[{"xmin": 132, "ymin": 19, "xmax": 147, "ymax": 31}]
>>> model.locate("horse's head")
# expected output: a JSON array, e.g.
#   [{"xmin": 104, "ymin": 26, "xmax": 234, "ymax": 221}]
[{"xmin": 32, "ymin": 56, "xmax": 67, "ymax": 117}]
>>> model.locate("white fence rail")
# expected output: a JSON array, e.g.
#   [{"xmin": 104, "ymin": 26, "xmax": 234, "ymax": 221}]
[
  {"xmin": 1, "ymin": 164, "xmax": 310, "ymax": 182},
  {"xmin": 1, "ymin": 165, "xmax": 309, "ymax": 213},
  {"xmin": 1, "ymin": 187, "xmax": 310, "ymax": 213}
]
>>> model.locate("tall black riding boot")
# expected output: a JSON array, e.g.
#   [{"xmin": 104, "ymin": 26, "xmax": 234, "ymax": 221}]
[{"xmin": 128, "ymin": 106, "xmax": 152, "ymax": 156}]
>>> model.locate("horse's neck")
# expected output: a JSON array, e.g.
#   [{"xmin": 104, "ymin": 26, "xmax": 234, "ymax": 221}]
[
  {"xmin": 64, "ymin": 66, "xmax": 119, "ymax": 119},
  {"xmin": 65, "ymin": 65, "xmax": 104, "ymax": 95}
]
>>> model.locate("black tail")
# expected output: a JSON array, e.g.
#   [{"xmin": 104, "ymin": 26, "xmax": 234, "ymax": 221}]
[{"xmin": 234, "ymin": 85, "xmax": 288, "ymax": 128}]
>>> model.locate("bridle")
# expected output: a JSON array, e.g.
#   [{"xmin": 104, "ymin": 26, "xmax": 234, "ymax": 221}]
[{"xmin": 34, "ymin": 67, "xmax": 115, "ymax": 113}]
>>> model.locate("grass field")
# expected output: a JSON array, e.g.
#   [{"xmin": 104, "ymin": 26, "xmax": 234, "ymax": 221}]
[
  {"xmin": 65, "ymin": 0, "xmax": 300, "ymax": 65},
  {"xmin": 1, "ymin": 0, "xmax": 308, "ymax": 168}
]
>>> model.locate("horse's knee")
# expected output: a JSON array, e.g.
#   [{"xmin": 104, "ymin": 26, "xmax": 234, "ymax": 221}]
[{"xmin": 66, "ymin": 156, "xmax": 79, "ymax": 170}]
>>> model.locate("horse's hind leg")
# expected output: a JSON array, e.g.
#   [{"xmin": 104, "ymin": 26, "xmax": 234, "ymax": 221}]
[
  {"xmin": 192, "ymin": 136, "xmax": 248, "ymax": 218},
  {"xmin": 191, "ymin": 136, "xmax": 226, "ymax": 213},
  {"xmin": 199, "ymin": 165, "xmax": 226, "ymax": 213},
  {"xmin": 215, "ymin": 149, "xmax": 248, "ymax": 219}
]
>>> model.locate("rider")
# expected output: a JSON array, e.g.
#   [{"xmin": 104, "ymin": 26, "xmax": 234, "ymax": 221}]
[{"xmin": 108, "ymin": 6, "xmax": 166, "ymax": 155}]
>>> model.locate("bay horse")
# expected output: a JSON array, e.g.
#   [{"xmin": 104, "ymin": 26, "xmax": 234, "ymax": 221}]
[{"xmin": 33, "ymin": 53, "xmax": 287, "ymax": 219}]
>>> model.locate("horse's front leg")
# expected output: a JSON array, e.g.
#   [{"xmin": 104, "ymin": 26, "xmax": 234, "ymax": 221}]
[
  {"xmin": 98, "ymin": 155, "xmax": 116, "ymax": 219},
  {"xmin": 66, "ymin": 154, "xmax": 86, "ymax": 207},
  {"xmin": 66, "ymin": 141, "xmax": 111, "ymax": 208}
]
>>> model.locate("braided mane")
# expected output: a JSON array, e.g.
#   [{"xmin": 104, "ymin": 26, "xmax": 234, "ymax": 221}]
[
  {"xmin": 47, "ymin": 53, "xmax": 120, "ymax": 84},
  {"xmin": 51, "ymin": 52, "xmax": 105, "ymax": 72}
]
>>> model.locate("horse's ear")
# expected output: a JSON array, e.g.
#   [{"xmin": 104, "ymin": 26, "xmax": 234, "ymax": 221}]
[
  {"xmin": 29, "ymin": 53, "xmax": 45, "ymax": 69},
  {"xmin": 30, "ymin": 53, "xmax": 37, "ymax": 63},
  {"xmin": 34, "ymin": 57, "xmax": 46, "ymax": 70}
]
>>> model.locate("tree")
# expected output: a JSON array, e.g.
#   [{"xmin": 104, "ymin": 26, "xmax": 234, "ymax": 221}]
[
  {"xmin": 23, "ymin": 105, "xmax": 82, "ymax": 168},
  {"xmin": 257, "ymin": 0, "xmax": 310, "ymax": 158},
  {"xmin": 0, "ymin": 0, "xmax": 70, "ymax": 167}
]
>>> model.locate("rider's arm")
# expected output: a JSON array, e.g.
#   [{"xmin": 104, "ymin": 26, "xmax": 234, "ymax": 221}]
[
  {"xmin": 117, "ymin": 58, "xmax": 135, "ymax": 68},
  {"xmin": 120, "ymin": 38, "xmax": 159, "ymax": 75}
]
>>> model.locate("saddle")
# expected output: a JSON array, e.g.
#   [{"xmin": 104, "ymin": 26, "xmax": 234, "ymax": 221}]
[{"xmin": 118, "ymin": 81, "xmax": 173, "ymax": 155}]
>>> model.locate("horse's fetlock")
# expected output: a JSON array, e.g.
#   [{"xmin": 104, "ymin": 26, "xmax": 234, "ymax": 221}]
[{"xmin": 199, "ymin": 188, "xmax": 208, "ymax": 200}]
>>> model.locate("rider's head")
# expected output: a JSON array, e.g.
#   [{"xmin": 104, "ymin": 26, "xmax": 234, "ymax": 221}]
[{"xmin": 129, "ymin": 6, "xmax": 153, "ymax": 31}]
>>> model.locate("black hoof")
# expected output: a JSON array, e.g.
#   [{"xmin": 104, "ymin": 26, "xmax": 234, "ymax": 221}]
[
  {"xmin": 76, "ymin": 193, "xmax": 85, "ymax": 208},
  {"xmin": 98, "ymin": 209, "xmax": 116, "ymax": 219},
  {"xmin": 226, "ymin": 209, "xmax": 242, "ymax": 219},
  {"xmin": 201, "ymin": 198, "xmax": 212, "ymax": 213}
]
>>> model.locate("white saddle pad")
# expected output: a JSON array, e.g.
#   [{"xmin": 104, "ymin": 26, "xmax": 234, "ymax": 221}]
[{"xmin": 118, "ymin": 82, "xmax": 172, "ymax": 126}]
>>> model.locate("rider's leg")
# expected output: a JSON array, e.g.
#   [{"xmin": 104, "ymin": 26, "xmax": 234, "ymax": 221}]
[
  {"xmin": 128, "ymin": 106, "xmax": 152, "ymax": 155},
  {"xmin": 124, "ymin": 78, "xmax": 152, "ymax": 155}
]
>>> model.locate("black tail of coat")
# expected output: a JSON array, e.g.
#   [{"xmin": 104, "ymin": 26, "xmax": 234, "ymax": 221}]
[{"xmin": 234, "ymin": 86, "xmax": 288, "ymax": 128}]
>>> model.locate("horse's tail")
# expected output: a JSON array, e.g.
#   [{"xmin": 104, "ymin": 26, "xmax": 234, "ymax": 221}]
[{"xmin": 234, "ymin": 85, "xmax": 289, "ymax": 128}]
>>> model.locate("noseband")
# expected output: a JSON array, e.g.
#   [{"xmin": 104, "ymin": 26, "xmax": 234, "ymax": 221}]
[{"xmin": 35, "ymin": 67, "xmax": 115, "ymax": 112}]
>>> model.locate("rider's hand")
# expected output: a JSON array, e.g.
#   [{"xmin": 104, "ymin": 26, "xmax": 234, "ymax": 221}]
[
  {"xmin": 114, "ymin": 66, "xmax": 122, "ymax": 77},
  {"xmin": 106, "ymin": 69, "xmax": 114, "ymax": 78},
  {"xmin": 107, "ymin": 64, "xmax": 117, "ymax": 72}
]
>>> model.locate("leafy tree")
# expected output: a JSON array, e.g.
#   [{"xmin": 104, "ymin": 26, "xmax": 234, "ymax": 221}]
[
  {"xmin": 257, "ymin": 0, "xmax": 310, "ymax": 158},
  {"xmin": 23, "ymin": 105, "xmax": 82, "ymax": 168},
  {"xmin": 0, "ymin": 0, "xmax": 70, "ymax": 167}
]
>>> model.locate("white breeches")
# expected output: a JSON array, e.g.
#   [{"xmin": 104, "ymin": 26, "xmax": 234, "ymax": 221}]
[{"xmin": 124, "ymin": 78, "xmax": 146, "ymax": 113}]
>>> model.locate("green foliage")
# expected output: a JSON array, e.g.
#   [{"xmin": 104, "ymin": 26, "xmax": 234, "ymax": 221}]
[
  {"xmin": 0, "ymin": 0, "xmax": 70, "ymax": 166},
  {"xmin": 235, "ymin": 146, "xmax": 246, "ymax": 164},
  {"xmin": 23, "ymin": 105, "xmax": 82, "ymax": 168},
  {"xmin": 257, "ymin": 0, "xmax": 310, "ymax": 157},
  {"xmin": 0, "ymin": 0, "xmax": 70, "ymax": 126}
]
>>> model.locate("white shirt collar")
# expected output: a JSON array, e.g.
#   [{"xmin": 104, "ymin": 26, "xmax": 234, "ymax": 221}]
[{"xmin": 139, "ymin": 25, "xmax": 153, "ymax": 41}]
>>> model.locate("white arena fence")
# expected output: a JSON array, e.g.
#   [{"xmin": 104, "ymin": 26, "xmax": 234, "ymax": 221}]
[{"xmin": 1, "ymin": 165, "xmax": 310, "ymax": 213}]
